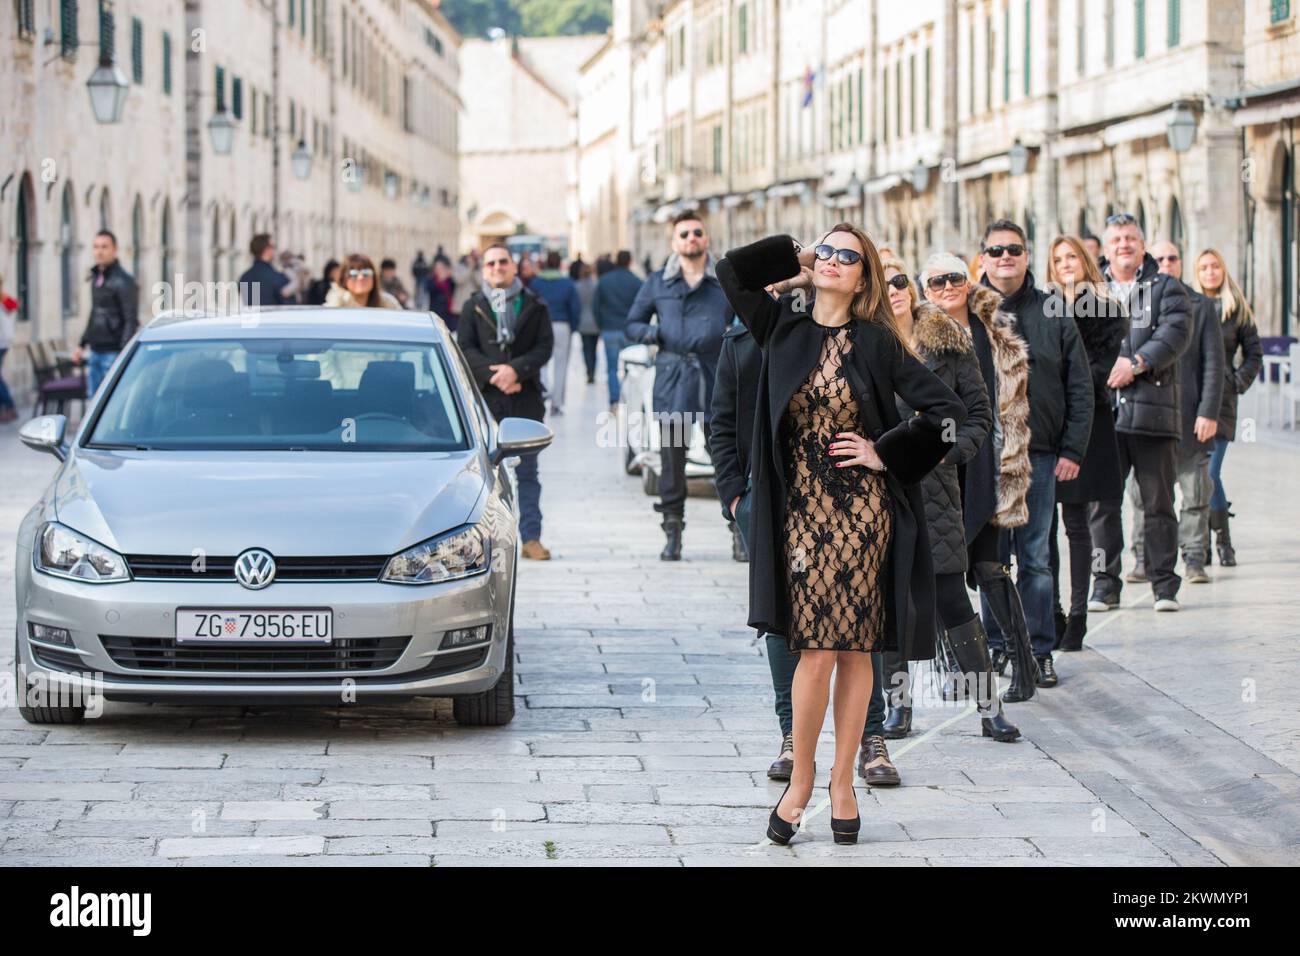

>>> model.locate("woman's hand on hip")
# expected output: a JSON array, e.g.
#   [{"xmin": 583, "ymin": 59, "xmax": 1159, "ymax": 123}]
[{"xmin": 830, "ymin": 432, "xmax": 885, "ymax": 471}]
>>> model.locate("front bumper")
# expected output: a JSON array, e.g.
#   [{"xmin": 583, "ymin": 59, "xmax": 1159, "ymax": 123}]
[{"xmin": 16, "ymin": 562, "xmax": 512, "ymax": 703}]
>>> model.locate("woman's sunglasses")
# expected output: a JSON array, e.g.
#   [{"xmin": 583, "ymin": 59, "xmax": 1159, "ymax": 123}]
[
  {"xmin": 813, "ymin": 244, "xmax": 863, "ymax": 266},
  {"xmin": 347, "ymin": 268, "xmax": 375, "ymax": 280},
  {"xmin": 886, "ymin": 275, "xmax": 910, "ymax": 291},
  {"xmin": 926, "ymin": 273, "xmax": 968, "ymax": 291}
]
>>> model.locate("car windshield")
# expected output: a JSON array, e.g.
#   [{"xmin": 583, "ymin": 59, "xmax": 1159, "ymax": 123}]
[{"xmin": 87, "ymin": 338, "xmax": 468, "ymax": 452}]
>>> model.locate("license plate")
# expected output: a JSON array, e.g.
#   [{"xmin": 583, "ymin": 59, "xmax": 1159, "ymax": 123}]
[{"xmin": 176, "ymin": 610, "xmax": 333, "ymax": 643}]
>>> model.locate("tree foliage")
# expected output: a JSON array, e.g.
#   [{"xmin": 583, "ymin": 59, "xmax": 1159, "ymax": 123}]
[{"xmin": 440, "ymin": 0, "xmax": 611, "ymax": 39}]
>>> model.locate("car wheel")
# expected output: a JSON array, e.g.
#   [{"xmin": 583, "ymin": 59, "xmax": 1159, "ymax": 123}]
[
  {"xmin": 453, "ymin": 626, "xmax": 515, "ymax": 727},
  {"xmin": 641, "ymin": 465, "xmax": 660, "ymax": 496},
  {"xmin": 15, "ymin": 659, "xmax": 86, "ymax": 725}
]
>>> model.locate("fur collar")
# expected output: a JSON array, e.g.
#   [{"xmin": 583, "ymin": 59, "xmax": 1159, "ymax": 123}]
[
  {"xmin": 913, "ymin": 303, "xmax": 974, "ymax": 357},
  {"xmin": 663, "ymin": 252, "xmax": 717, "ymax": 283}
]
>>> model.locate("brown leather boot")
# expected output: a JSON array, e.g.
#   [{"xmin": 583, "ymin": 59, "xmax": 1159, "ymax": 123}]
[{"xmin": 521, "ymin": 540, "xmax": 551, "ymax": 560}]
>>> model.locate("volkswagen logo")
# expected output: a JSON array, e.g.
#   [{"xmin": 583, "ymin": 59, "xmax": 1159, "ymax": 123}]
[{"xmin": 234, "ymin": 549, "xmax": 277, "ymax": 590}]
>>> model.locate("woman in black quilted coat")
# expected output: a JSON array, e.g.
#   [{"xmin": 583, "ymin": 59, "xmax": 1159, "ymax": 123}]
[{"xmin": 880, "ymin": 256, "xmax": 1019, "ymax": 742}]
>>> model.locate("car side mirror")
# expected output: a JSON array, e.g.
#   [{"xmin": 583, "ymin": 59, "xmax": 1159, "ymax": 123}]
[
  {"xmin": 19, "ymin": 415, "xmax": 69, "ymax": 461},
  {"xmin": 491, "ymin": 417, "xmax": 553, "ymax": 465}
]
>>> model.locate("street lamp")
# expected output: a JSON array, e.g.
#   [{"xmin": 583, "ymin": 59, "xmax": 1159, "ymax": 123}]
[
  {"xmin": 1008, "ymin": 139, "xmax": 1030, "ymax": 176},
  {"xmin": 910, "ymin": 160, "xmax": 930, "ymax": 193},
  {"xmin": 207, "ymin": 109, "xmax": 236, "ymax": 155},
  {"xmin": 291, "ymin": 139, "xmax": 312, "ymax": 180},
  {"xmin": 86, "ymin": 56, "xmax": 129, "ymax": 124},
  {"xmin": 1167, "ymin": 102, "xmax": 1198, "ymax": 154}
]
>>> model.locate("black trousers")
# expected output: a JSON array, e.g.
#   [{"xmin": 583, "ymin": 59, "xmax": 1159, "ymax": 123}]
[
  {"xmin": 1090, "ymin": 433, "xmax": 1180, "ymax": 599},
  {"xmin": 655, "ymin": 419, "xmax": 711, "ymax": 518},
  {"xmin": 935, "ymin": 571, "xmax": 977, "ymax": 628},
  {"xmin": 580, "ymin": 333, "xmax": 599, "ymax": 378},
  {"xmin": 1059, "ymin": 502, "xmax": 1094, "ymax": 615}
]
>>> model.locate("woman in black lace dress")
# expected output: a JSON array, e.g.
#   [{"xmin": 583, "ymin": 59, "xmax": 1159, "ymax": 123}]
[{"xmin": 716, "ymin": 226, "xmax": 964, "ymax": 845}]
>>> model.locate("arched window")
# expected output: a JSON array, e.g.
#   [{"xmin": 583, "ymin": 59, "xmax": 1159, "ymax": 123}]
[
  {"xmin": 99, "ymin": 188, "xmax": 112, "ymax": 232},
  {"xmin": 211, "ymin": 212, "xmax": 222, "ymax": 283},
  {"xmin": 61, "ymin": 182, "xmax": 77, "ymax": 318},
  {"xmin": 1168, "ymin": 196, "xmax": 1184, "ymax": 252},
  {"xmin": 15, "ymin": 173, "xmax": 35, "ymax": 326},
  {"xmin": 1136, "ymin": 199, "xmax": 1147, "ymax": 237},
  {"xmin": 160, "ymin": 201, "xmax": 173, "ymax": 288},
  {"xmin": 131, "ymin": 195, "xmax": 145, "ymax": 282},
  {"xmin": 227, "ymin": 209, "xmax": 238, "ymax": 281},
  {"xmin": 1077, "ymin": 207, "xmax": 1091, "ymax": 240}
]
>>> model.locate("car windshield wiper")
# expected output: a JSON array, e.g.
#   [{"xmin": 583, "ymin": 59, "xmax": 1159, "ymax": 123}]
[{"xmin": 86, "ymin": 442, "xmax": 155, "ymax": 451}]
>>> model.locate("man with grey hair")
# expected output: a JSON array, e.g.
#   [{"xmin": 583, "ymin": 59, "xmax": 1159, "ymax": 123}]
[{"xmin": 1089, "ymin": 215, "xmax": 1191, "ymax": 612}]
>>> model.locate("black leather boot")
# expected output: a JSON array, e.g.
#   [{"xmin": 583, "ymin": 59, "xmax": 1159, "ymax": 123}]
[
  {"xmin": 946, "ymin": 617, "xmax": 1020, "ymax": 742},
  {"xmin": 1059, "ymin": 612, "xmax": 1087, "ymax": 652},
  {"xmin": 659, "ymin": 515, "xmax": 683, "ymax": 561},
  {"xmin": 730, "ymin": 520, "xmax": 749, "ymax": 562},
  {"xmin": 935, "ymin": 627, "xmax": 964, "ymax": 701},
  {"xmin": 880, "ymin": 651, "xmax": 912, "ymax": 739},
  {"xmin": 974, "ymin": 561, "xmax": 1039, "ymax": 703},
  {"xmin": 1210, "ymin": 507, "xmax": 1236, "ymax": 566}
]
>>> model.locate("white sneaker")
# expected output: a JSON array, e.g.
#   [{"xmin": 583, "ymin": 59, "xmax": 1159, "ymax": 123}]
[{"xmin": 1154, "ymin": 597, "xmax": 1181, "ymax": 612}]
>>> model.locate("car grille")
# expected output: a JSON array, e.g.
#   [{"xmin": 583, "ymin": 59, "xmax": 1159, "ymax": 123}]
[
  {"xmin": 100, "ymin": 635, "xmax": 410, "ymax": 673},
  {"xmin": 125, "ymin": 554, "xmax": 389, "ymax": 581}
]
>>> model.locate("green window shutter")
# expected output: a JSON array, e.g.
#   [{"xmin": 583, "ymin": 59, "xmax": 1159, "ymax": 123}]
[
  {"xmin": 287, "ymin": 0, "xmax": 294, "ymax": 27},
  {"xmin": 99, "ymin": 1, "xmax": 115, "ymax": 60},
  {"xmin": 162, "ymin": 31, "xmax": 171, "ymax": 94},
  {"xmin": 1136, "ymin": 0, "xmax": 1147, "ymax": 59},
  {"xmin": 232, "ymin": 76, "xmax": 243, "ymax": 120},
  {"xmin": 215, "ymin": 65, "xmax": 225, "ymax": 112},
  {"xmin": 857, "ymin": 68, "xmax": 864, "ymax": 143},
  {"xmin": 1023, "ymin": 0, "xmax": 1031, "ymax": 96},
  {"xmin": 1270, "ymin": 0, "xmax": 1290, "ymax": 24},
  {"xmin": 60, "ymin": 0, "xmax": 79, "ymax": 57},
  {"xmin": 925, "ymin": 47, "xmax": 932, "ymax": 128},
  {"xmin": 1003, "ymin": 5, "xmax": 1011, "ymax": 103},
  {"xmin": 895, "ymin": 60, "xmax": 902, "ymax": 138},
  {"xmin": 17, "ymin": 0, "xmax": 36, "ymax": 39},
  {"xmin": 1167, "ymin": 0, "xmax": 1181, "ymax": 47},
  {"xmin": 131, "ymin": 16, "xmax": 143, "ymax": 83},
  {"xmin": 1105, "ymin": 0, "xmax": 1115, "ymax": 67}
]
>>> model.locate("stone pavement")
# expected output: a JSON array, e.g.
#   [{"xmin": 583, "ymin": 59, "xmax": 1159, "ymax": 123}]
[{"xmin": 1, "ymin": 351, "xmax": 1299, "ymax": 867}]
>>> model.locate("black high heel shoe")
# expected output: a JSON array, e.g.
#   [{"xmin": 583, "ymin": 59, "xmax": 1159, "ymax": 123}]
[
  {"xmin": 828, "ymin": 769, "xmax": 861, "ymax": 845},
  {"xmin": 766, "ymin": 783, "xmax": 801, "ymax": 845}
]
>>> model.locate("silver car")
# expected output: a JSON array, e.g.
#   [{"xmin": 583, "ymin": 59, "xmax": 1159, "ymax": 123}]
[{"xmin": 13, "ymin": 308, "xmax": 551, "ymax": 726}]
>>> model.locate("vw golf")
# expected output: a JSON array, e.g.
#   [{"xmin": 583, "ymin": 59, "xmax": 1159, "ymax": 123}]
[{"xmin": 14, "ymin": 307, "xmax": 551, "ymax": 726}]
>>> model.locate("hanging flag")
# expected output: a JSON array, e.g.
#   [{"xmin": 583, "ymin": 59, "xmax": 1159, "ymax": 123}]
[{"xmin": 802, "ymin": 66, "xmax": 815, "ymax": 108}]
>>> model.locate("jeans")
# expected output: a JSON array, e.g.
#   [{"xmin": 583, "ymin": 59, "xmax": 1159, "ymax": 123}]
[
  {"xmin": 600, "ymin": 330, "xmax": 626, "ymax": 404},
  {"xmin": 514, "ymin": 451, "xmax": 543, "ymax": 542},
  {"xmin": 0, "ymin": 348, "xmax": 14, "ymax": 410},
  {"xmin": 982, "ymin": 450, "xmax": 1058, "ymax": 659},
  {"xmin": 1209, "ymin": 437, "xmax": 1230, "ymax": 511},
  {"xmin": 86, "ymin": 349, "xmax": 119, "ymax": 399},
  {"xmin": 1128, "ymin": 446, "xmax": 1212, "ymax": 563},
  {"xmin": 1090, "ymin": 433, "xmax": 1181, "ymax": 600},
  {"xmin": 736, "ymin": 490, "xmax": 799, "ymax": 736}
]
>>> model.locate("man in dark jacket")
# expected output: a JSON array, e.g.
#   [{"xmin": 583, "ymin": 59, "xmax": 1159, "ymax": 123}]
[
  {"xmin": 1089, "ymin": 215, "xmax": 1191, "ymax": 612},
  {"xmin": 459, "ymin": 243, "xmax": 555, "ymax": 561},
  {"xmin": 530, "ymin": 251, "xmax": 580, "ymax": 416},
  {"xmin": 238, "ymin": 234, "xmax": 291, "ymax": 309},
  {"xmin": 626, "ymin": 211, "xmax": 732, "ymax": 560},
  {"xmin": 978, "ymin": 220, "xmax": 1093, "ymax": 687},
  {"xmin": 72, "ymin": 230, "xmax": 139, "ymax": 398},
  {"xmin": 593, "ymin": 250, "xmax": 643, "ymax": 407},
  {"xmin": 1126, "ymin": 241, "xmax": 1224, "ymax": 584},
  {"xmin": 709, "ymin": 319, "xmax": 898, "ymax": 788}
]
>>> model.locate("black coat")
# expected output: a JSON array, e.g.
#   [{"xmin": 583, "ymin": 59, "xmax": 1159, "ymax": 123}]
[
  {"xmin": 709, "ymin": 323, "xmax": 761, "ymax": 521},
  {"xmin": 905, "ymin": 306, "xmax": 993, "ymax": 575},
  {"xmin": 80, "ymin": 261, "xmax": 139, "ymax": 351},
  {"xmin": 458, "ymin": 287, "xmax": 554, "ymax": 422},
  {"xmin": 238, "ymin": 259, "xmax": 291, "ymax": 307},
  {"xmin": 1178, "ymin": 286, "xmax": 1226, "ymax": 454},
  {"xmin": 1053, "ymin": 287, "xmax": 1128, "ymax": 505},
  {"xmin": 1214, "ymin": 298, "xmax": 1264, "ymax": 441},
  {"xmin": 1104, "ymin": 253, "xmax": 1191, "ymax": 438},
  {"xmin": 717, "ymin": 236, "xmax": 966, "ymax": 661}
]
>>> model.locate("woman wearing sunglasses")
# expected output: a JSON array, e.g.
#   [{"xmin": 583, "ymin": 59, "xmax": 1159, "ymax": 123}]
[
  {"xmin": 325, "ymin": 254, "xmax": 403, "ymax": 309},
  {"xmin": 716, "ymin": 226, "xmax": 965, "ymax": 846},
  {"xmin": 871, "ymin": 256, "xmax": 1023, "ymax": 745}
]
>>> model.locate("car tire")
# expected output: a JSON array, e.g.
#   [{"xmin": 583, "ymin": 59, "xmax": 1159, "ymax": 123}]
[
  {"xmin": 15, "ymin": 659, "xmax": 86, "ymax": 725},
  {"xmin": 641, "ymin": 465, "xmax": 660, "ymax": 496},
  {"xmin": 453, "ymin": 626, "xmax": 515, "ymax": 727}
]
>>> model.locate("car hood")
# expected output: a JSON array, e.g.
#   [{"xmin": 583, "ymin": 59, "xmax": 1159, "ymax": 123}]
[{"xmin": 52, "ymin": 449, "xmax": 486, "ymax": 557}]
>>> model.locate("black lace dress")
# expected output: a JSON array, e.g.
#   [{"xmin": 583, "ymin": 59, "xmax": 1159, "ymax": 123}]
[{"xmin": 780, "ymin": 323, "xmax": 894, "ymax": 652}]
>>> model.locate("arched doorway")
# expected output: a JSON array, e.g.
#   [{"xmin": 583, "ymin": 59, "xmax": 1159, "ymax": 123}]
[
  {"xmin": 99, "ymin": 188, "xmax": 112, "ymax": 232},
  {"xmin": 15, "ymin": 173, "xmax": 36, "ymax": 328},
  {"xmin": 1168, "ymin": 196, "xmax": 1185, "ymax": 252},
  {"xmin": 160, "ymin": 200, "xmax": 174, "ymax": 289},
  {"xmin": 211, "ymin": 209, "xmax": 222, "ymax": 283},
  {"xmin": 131, "ymin": 195, "xmax": 145, "ymax": 283},
  {"xmin": 61, "ymin": 181, "xmax": 78, "ymax": 319}
]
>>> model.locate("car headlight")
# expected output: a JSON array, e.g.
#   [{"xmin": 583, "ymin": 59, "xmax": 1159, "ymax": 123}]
[
  {"xmin": 35, "ymin": 522, "xmax": 130, "ymax": 583},
  {"xmin": 381, "ymin": 526, "xmax": 488, "ymax": 585}
]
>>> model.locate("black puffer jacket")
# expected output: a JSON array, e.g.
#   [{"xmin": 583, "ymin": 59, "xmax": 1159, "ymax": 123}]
[
  {"xmin": 899, "ymin": 305, "xmax": 993, "ymax": 575},
  {"xmin": 1214, "ymin": 297, "xmax": 1264, "ymax": 441},
  {"xmin": 1178, "ymin": 286, "xmax": 1226, "ymax": 453},
  {"xmin": 80, "ymin": 261, "xmax": 139, "ymax": 351},
  {"xmin": 1104, "ymin": 253, "xmax": 1191, "ymax": 438}
]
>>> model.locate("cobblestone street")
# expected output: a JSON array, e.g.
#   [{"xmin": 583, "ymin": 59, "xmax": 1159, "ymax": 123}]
[{"xmin": 2, "ymin": 360, "xmax": 1299, "ymax": 867}]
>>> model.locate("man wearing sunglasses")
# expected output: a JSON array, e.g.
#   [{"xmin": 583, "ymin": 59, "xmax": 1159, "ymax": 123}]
[
  {"xmin": 979, "ymin": 220, "xmax": 1093, "ymax": 689},
  {"xmin": 625, "ymin": 211, "xmax": 732, "ymax": 560},
  {"xmin": 1088, "ymin": 217, "xmax": 1191, "ymax": 613}
]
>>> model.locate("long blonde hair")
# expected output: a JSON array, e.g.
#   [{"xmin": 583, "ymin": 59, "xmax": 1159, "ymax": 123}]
[
  {"xmin": 1046, "ymin": 235, "xmax": 1123, "ymax": 312},
  {"xmin": 1192, "ymin": 248, "xmax": 1255, "ymax": 329},
  {"xmin": 820, "ymin": 222, "xmax": 914, "ymax": 355},
  {"xmin": 879, "ymin": 254, "xmax": 920, "ymax": 313}
]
